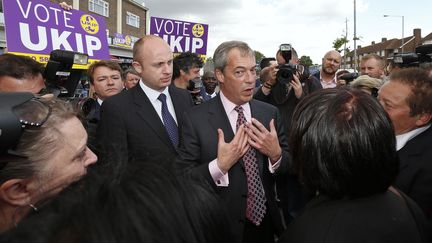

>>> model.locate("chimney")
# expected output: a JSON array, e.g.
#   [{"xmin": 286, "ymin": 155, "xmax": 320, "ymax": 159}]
[
  {"xmin": 382, "ymin": 38, "xmax": 387, "ymax": 42},
  {"xmin": 414, "ymin": 28, "xmax": 422, "ymax": 47},
  {"xmin": 371, "ymin": 41, "xmax": 375, "ymax": 45}
]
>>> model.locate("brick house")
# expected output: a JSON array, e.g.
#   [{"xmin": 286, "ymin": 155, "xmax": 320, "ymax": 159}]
[{"xmin": 342, "ymin": 28, "xmax": 432, "ymax": 70}]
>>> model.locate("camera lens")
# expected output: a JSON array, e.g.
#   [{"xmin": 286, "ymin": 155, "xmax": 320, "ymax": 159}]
[{"xmin": 276, "ymin": 64, "xmax": 294, "ymax": 84}]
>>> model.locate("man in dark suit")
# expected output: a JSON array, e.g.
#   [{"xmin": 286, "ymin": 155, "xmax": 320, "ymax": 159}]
[
  {"xmin": 97, "ymin": 35, "xmax": 193, "ymax": 164},
  {"xmin": 177, "ymin": 41, "xmax": 290, "ymax": 243},
  {"xmin": 378, "ymin": 67, "xmax": 432, "ymax": 224},
  {"xmin": 86, "ymin": 60, "xmax": 124, "ymax": 153}
]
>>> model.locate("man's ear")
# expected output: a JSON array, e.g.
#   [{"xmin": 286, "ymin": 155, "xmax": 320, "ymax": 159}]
[
  {"xmin": 132, "ymin": 61, "xmax": 142, "ymax": 74},
  {"xmin": 0, "ymin": 179, "xmax": 32, "ymax": 207},
  {"xmin": 415, "ymin": 113, "xmax": 432, "ymax": 127},
  {"xmin": 215, "ymin": 69, "xmax": 225, "ymax": 84}
]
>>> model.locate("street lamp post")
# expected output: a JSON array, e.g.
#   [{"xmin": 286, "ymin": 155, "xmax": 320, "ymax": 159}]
[{"xmin": 383, "ymin": 14, "xmax": 405, "ymax": 52}]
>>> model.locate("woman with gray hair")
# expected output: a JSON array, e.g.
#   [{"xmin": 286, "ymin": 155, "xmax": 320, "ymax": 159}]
[{"xmin": 0, "ymin": 93, "xmax": 97, "ymax": 233}]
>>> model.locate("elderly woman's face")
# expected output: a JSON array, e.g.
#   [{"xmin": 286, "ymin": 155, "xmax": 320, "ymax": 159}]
[{"xmin": 36, "ymin": 117, "xmax": 97, "ymax": 199}]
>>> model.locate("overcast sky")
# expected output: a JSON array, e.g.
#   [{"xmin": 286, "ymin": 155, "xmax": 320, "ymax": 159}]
[{"xmin": 145, "ymin": 0, "xmax": 432, "ymax": 64}]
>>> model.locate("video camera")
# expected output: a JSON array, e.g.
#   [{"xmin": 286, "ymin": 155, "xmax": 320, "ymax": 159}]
[
  {"xmin": 390, "ymin": 44, "xmax": 432, "ymax": 68},
  {"xmin": 338, "ymin": 72, "xmax": 359, "ymax": 83},
  {"xmin": 187, "ymin": 79, "xmax": 204, "ymax": 105},
  {"xmin": 44, "ymin": 50, "xmax": 97, "ymax": 119}
]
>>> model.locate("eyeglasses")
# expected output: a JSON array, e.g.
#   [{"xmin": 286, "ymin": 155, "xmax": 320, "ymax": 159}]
[{"xmin": 203, "ymin": 77, "xmax": 217, "ymax": 81}]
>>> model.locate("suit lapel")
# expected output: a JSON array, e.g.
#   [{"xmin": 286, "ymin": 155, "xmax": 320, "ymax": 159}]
[
  {"xmin": 208, "ymin": 96, "xmax": 235, "ymax": 141},
  {"xmin": 169, "ymin": 86, "xmax": 186, "ymax": 127},
  {"xmin": 398, "ymin": 126, "xmax": 432, "ymax": 170},
  {"xmin": 131, "ymin": 86, "xmax": 175, "ymax": 150}
]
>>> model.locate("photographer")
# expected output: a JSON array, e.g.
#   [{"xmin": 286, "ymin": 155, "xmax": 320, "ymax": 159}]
[
  {"xmin": 254, "ymin": 44, "xmax": 321, "ymax": 225},
  {"xmin": 172, "ymin": 52, "xmax": 204, "ymax": 105},
  {"xmin": 0, "ymin": 54, "xmax": 47, "ymax": 95}
]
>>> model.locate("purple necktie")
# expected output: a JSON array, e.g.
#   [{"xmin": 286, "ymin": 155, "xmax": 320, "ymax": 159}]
[
  {"xmin": 158, "ymin": 93, "xmax": 178, "ymax": 147},
  {"xmin": 234, "ymin": 106, "xmax": 266, "ymax": 226}
]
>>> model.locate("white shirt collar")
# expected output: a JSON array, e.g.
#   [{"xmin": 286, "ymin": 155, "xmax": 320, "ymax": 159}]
[
  {"xmin": 219, "ymin": 90, "xmax": 250, "ymax": 116},
  {"xmin": 396, "ymin": 124, "xmax": 431, "ymax": 151},
  {"xmin": 97, "ymin": 98, "xmax": 103, "ymax": 106},
  {"xmin": 139, "ymin": 79, "xmax": 169, "ymax": 102}
]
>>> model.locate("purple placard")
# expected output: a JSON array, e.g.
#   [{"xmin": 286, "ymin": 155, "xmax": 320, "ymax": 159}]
[
  {"xmin": 150, "ymin": 16, "xmax": 208, "ymax": 56},
  {"xmin": 3, "ymin": 0, "xmax": 110, "ymax": 60}
]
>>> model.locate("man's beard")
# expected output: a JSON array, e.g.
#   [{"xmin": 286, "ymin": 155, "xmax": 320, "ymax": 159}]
[{"xmin": 322, "ymin": 66, "xmax": 336, "ymax": 75}]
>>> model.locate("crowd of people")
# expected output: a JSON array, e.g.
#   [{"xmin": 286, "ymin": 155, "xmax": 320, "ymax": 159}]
[{"xmin": 0, "ymin": 31, "xmax": 432, "ymax": 243}]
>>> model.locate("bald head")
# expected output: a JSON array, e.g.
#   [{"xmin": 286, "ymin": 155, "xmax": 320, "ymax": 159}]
[
  {"xmin": 131, "ymin": 35, "xmax": 174, "ymax": 91},
  {"xmin": 133, "ymin": 35, "xmax": 171, "ymax": 61},
  {"xmin": 321, "ymin": 50, "xmax": 342, "ymax": 76}
]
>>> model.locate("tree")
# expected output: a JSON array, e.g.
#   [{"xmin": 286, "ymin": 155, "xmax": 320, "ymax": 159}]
[
  {"xmin": 203, "ymin": 56, "xmax": 214, "ymax": 72},
  {"xmin": 299, "ymin": 56, "xmax": 313, "ymax": 67},
  {"xmin": 254, "ymin": 50, "xmax": 265, "ymax": 63},
  {"xmin": 332, "ymin": 36, "xmax": 349, "ymax": 53}
]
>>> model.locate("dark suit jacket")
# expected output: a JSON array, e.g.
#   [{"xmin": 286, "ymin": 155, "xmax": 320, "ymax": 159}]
[
  {"xmin": 395, "ymin": 125, "xmax": 432, "ymax": 221},
  {"xmin": 177, "ymin": 96, "xmax": 291, "ymax": 243},
  {"xmin": 97, "ymin": 84, "xmax": 193, "ymax": 164},
  {"xmin": 278, "ymin": 191, "xmax": 430, "ymax": 243},
  {"xmin": 85, "ymin": 100, "xmax": 101, "ymax": 154}
]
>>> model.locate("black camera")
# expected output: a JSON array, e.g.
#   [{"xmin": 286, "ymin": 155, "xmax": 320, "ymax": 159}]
[
  {"xmin": 277, "ymin": 63, "xmax": 306, "ymax": 85},
  {"xmin": 187, "ymin": 79, "xmax": 204, "ymax": 105},
  {"xmin": 390, "ymin": 44, "xmax": 432, "ymax": 68},
  {"xmin": 277, "ymin": 64, "xmax": 296, "ymax": 84},
  {"xmin": 44, "ymin": 50, "xmax": 97, "ymax": 119},
  {"xmin": 338, "ymin": 72, "xmax": 359, "ymax": 83}
]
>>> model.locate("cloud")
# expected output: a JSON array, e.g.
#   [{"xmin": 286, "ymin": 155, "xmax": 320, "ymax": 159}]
[{"xmin": 145, "ymin": 0, "xmax": 369, "ymax": 63}]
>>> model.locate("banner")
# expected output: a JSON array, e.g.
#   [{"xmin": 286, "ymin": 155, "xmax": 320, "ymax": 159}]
[
  {"xmin": 150, "ymin": 16, "xmax": 208, "ymax": 59},
  {"xmin": 3, "ymin": 0, "xmax": 110, "ymax": 66},
  {"xmin": 112, "ymin": 33, "xmax": 139, "ymax": 49}
]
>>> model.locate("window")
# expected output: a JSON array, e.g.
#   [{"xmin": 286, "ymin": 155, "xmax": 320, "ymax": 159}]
[
  {"xmin": 126, "ymin": 12, "xmax": 140, "ymax": 28},
  {"xmin": 89, "ymin": 0, "xmax": 109, "ymax": 17}
]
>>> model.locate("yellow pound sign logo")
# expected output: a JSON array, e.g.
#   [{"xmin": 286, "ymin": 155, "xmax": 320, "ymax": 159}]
[
  {"xmin": 192, "ymin": 24, "xmax": 204, "ymax": 38},
  {"xmin": 80, "ymin": 15, "xmax": 99, "ymax": 34},
  {"xmin": 125, "ymin": 35, "xmax": 132, "ymax": 46}
]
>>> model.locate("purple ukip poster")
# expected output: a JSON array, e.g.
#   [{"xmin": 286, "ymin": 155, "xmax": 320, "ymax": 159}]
[
  {"xmin": 3, "ymin": 0, "xmax": 110, "ymax": 65},
  {"xmin": 150, "ymin": 16, "xmax": 208, "ymax": 59}
]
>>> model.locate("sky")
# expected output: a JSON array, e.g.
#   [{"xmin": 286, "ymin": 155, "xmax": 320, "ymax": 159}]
[{"xmin": 144, "ymin": 0, "xmax": 432, "ymax": 64}]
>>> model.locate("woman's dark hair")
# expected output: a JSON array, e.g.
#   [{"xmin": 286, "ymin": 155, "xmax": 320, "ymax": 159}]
[
  {"xmin": 289, "ymin": 88, "xmax": 399, "ymax": 199},
  {"xmin": 0, "ymin": 161, "xmax": 232, "ymax": 243}
]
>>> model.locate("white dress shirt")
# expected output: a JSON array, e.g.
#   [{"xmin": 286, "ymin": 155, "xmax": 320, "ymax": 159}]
[{"xmin": 139, "ymin": 80, "xmax": 178, "ymax": 125}]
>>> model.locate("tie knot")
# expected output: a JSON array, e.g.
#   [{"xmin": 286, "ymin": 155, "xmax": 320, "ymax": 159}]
[
  {"xmin": 158, "ymin": 93, "xmax": 167, "ymax": 103},
  {"xmin": 234, "ymin": 105, "xmax": 243, "ymax": 113}
]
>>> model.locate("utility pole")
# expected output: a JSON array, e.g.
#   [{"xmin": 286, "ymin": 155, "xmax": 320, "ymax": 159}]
[
  {"xmin": 343, "ymin": 18, "xmax": 348, "ymax": 69},
  {"xmin": 353, "ymin": 0, "xmax": 358, "ymax": 71}
]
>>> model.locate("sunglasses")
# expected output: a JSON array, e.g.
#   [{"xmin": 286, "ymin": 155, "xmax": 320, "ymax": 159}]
[{"xmin": 1, "ymin": 96, "xmax": 52, "ymax": 161}]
